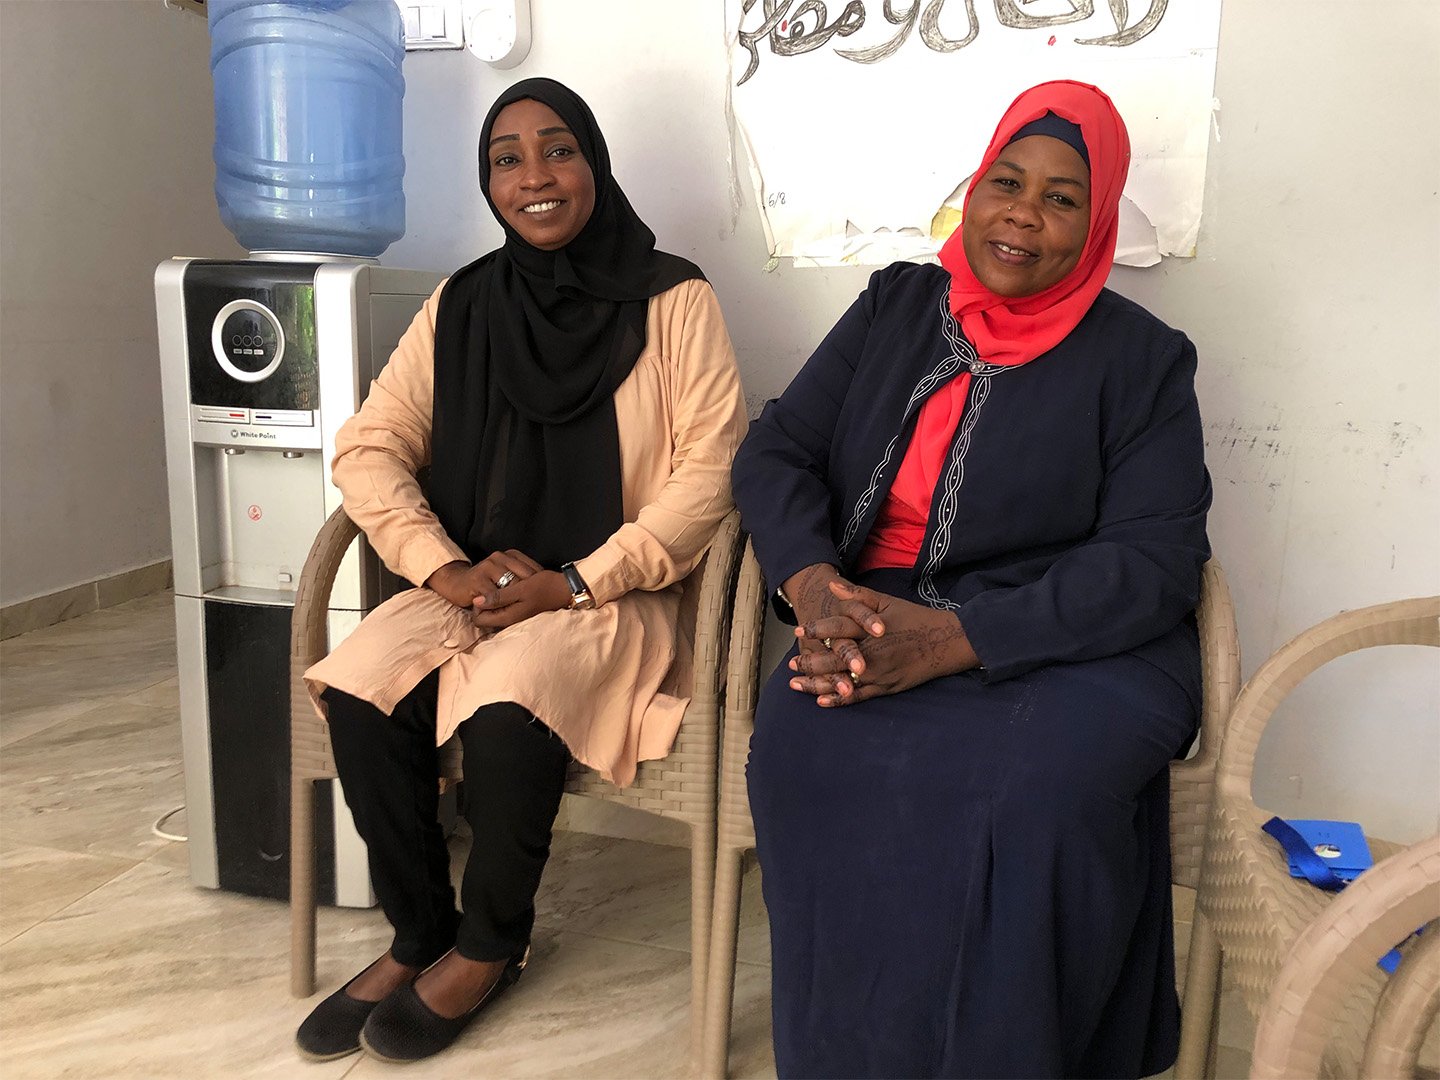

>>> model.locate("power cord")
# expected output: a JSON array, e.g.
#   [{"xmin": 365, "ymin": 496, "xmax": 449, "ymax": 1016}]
[{"xmin": 151, "ymin": 805, "xmax": 187, "ymax": 842}]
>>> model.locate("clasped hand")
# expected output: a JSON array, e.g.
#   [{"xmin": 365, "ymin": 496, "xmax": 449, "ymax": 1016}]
[
  {"xmin": 424, "ymin": 550, "xmax": 571, "ymax": 631},
  {"xmin": 784, "ymin": 565, "xmax": 980, "ymax": 708}
]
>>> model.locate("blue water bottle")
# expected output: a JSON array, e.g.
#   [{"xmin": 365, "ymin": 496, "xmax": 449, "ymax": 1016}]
[{"xmin": 208, "ymin": 0, "xmax": 406, "ymax": 257}]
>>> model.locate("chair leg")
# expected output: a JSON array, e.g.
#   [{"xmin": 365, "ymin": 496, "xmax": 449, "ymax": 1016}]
[
  {"xmin": 1176, "ymin": 908, "xmax": 1223, "ymax": 1079},
  {"xmin": 290, "ymin": 775, "xmax": 317, "ymax": 997},
  {"xmin": 700, "ymin": 843, "xmax": 748, "ymax": 1080},
  {"xmin": 689, "ymin": 817, "xmax": 717, "ymax": 1077}
]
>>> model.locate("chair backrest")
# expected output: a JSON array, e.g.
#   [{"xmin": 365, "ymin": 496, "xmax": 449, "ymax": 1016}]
[
  {"xmin": 1169, "ymin": 558, "xmax": 1242, "ymax": 889},
  {"xmin": 1215, "ymin": 596, "xmax": 1440, "ymax": 802}
]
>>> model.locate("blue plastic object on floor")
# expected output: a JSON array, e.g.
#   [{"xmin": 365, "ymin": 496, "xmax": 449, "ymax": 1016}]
[{"xmin": 207, "ymin": 0, "xmax": 407, "ymax": 257}]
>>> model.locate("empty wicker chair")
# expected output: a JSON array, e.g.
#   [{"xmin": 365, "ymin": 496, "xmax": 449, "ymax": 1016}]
[
  {"xmin": 1250, "ymin": 833, "xmax": 1440, "ymax": 1080},
  {"xmin": 289, "ymin": 506, "xmax": 744, "ymax": 1071},
  {"xmin": 700, "ymin": 543, "xmax": 1240, "ymax": 1079},
  {"xmin": 1198, "ymin": 595, "xmax": 1440, "ymax": 1078}
]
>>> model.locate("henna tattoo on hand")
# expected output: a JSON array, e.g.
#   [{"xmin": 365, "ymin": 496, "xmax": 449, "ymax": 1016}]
[
  {"xmin": 795, "ymin": 565, "xmax": 839, "ymax": 619},
  {"xmin": 861, "ymin": 618, "xmax": 975, "ymax": 683}
]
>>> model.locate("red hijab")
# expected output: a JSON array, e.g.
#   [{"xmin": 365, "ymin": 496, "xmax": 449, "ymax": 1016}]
[
  {"xmin": 938, "ymin": 79, "xmax": 1131, "ymax": 366},
  {"xmin": 856, "ymin": 82, "xmax": 1131, "ymax": 572}
]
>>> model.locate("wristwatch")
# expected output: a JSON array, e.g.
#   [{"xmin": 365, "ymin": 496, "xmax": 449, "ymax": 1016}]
[{"xmin": 561, "ymin": 562, "xmax": 596, "ymax": 610}]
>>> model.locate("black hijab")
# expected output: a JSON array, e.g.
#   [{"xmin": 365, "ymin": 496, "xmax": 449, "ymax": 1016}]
[{"xmin": 429, "ymin": 78, "xmax": 704, "ymax": 570}]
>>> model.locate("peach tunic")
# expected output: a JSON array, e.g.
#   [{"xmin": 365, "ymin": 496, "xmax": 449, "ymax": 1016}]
[{"xmin": 304, "ymin": 278, "xmax": 746, "ymax": 786}]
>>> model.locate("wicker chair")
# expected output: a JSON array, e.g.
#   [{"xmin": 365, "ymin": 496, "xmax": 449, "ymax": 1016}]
[
  {"xmin": 699, "ymin": 544, "xmax": 1241, "ymax": 1078},
  {"xmin": 288, "ymin": 506, "xmax": 744, "ymax": 1070},
  {"xmin": 1196, "ymin": 595, "xmax": 1440, "ymax": 1078},
  {"xmin": 1249, "ymin": 833, "xmax": 1440, "ymax": 1080}
]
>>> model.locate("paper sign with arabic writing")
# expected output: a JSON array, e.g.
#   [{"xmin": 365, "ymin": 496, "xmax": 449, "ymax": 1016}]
[{"xmin": 727, "ymin": 0, "xmax": 1222, "ymax": 267}]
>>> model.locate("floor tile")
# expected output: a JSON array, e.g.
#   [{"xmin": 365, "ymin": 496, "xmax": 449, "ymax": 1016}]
[
  {"xmin": 732, "ymin": 860, "xmax": 772, "ymax": 968},
  {"xmin": 0, "ymin": 592, "xmax": 175, "ymax": 748},
  {"xmin": 338, "ymin": 930, "xmax": 774, "ymax": 1080},
  {"xmin": 0, "ymin": 695, "xmax": 183, "ymax": 861},
  {"xmin": 145, "ymin": 828, "xmax": 193, "ymax": 873},
  {"xmin": 1212, "ymin": 1042, "xmax": 1252, "ymax": 1079},
  {"xmin": 527, "ymin": 831, "xmax": 770, "ymax": 966},
  {"xmin": 118, "ymin": 675, "xmax": 180, "ymax": 711},
  {"xmin": 1215, "ymin": 982, "xmax": 1258, "ymax": 1058},
  {"xmin": 0, "ymin": 844, "xmax": 138, "ymax": 944},
  {"xmin": 0, "ymin": 696, "xmax": 101, "ymax": 752},
  {"xmin": 726, "ymin": 960, "xmax": 779, "ymax": 1080},
  {"xmin": 0, "ymin": 860, "xmax": 353, "ymax": 1080}
]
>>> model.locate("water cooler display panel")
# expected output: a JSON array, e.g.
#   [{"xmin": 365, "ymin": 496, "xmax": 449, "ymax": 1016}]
[
  {"xmin": 184, "ymin": 262, "xmax": 320, "ymax": 411},
  {"xmin": 203, "ymin": 598, "xmax": 335, "ymax": 903}
]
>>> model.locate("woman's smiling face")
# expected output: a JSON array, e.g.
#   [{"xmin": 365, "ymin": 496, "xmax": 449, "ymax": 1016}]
[
  {"xmin": 487, "ymin": 98, "xmax": 596, "ymax": 251},
  {"xmin": 961, "ymin": 134, "xmax": 1091, "ymax": 298}
]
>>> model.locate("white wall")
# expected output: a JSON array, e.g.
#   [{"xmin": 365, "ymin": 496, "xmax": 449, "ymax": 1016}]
[
  {"xmin": 0, "ymin": 1, "xmax": 242, "ymax": 607},
  {"xmin": 1110, "ymin": 4, "xmax": 1440, "ymax": 844},
  {"xmin": 389, "ymin": 0, "xmax": 1438, "ymax": 842}
]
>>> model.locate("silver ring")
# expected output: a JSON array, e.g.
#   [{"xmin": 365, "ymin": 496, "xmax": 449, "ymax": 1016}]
[
  {"xmin": 822, "ymin": 637, "xmax": 833, "ymax": 649},
  {"xmin": 495, "ymin": 570, "xmax": 517, "ymax": 589}
]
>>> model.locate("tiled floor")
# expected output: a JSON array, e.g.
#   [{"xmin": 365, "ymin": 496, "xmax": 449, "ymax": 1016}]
[{"xmin": 0, "ymin": 592, "xmax": 1263, "ymax": 1078}]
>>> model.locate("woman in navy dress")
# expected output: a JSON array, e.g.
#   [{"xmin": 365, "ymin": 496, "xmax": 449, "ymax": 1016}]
[{"xmin": 731, "ymin": 81, "xmax": 1212, "ymax": 1078}]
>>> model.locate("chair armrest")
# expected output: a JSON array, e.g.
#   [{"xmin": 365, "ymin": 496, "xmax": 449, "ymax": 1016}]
[
  {"xmin": 1250, "ymin": 833, "xmax": 1440, "ymax": 1080},
  {"xmin": 1189, "ymin": 558, "xmax": 1242, "ymax": 772},
  {"xmin": 689, "ymin": 510, "xmax": 744, "ymax": 704},
  {"xmin": 723, "ymin": 539, "xmax": 768, "ymax": 747},
  {"xmin": 714, "ymin": 538, "xmax": 767, "ymax": 850},
  {"xmin": 1170, "ymin": 558, "xmax": 1242, "ymax": 889},
  {"xmin": 1216, "ymin": 596, "xmax": 1440, "ymax": 800},
  {"xmin": 289, "ymin": 506, "xmax": 363, "ymax": 676}
]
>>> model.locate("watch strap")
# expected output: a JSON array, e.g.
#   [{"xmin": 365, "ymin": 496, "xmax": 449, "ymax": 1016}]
[{"xmin": 561, "ymin": 562, "xmax": 595, "ymax": 610}]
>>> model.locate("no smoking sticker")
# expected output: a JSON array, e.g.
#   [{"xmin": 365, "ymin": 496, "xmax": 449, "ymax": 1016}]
[{"xmin": 247, "ymin": 504, "xmax": 262, "ymax": 522}]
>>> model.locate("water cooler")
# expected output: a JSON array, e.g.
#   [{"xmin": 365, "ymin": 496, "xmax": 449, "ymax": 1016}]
[
  {"xmin": 152, "ymin": 0, "xmax": 438, "ymax": 904},
  {"xmin": 157, "ymin": 258, "xmax": 442, "ymax": 904}
]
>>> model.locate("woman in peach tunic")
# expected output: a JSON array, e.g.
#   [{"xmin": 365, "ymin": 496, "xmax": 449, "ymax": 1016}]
[{"xmin": 295, "ymin": 78, "xmax": 745, "ymax": 1065}]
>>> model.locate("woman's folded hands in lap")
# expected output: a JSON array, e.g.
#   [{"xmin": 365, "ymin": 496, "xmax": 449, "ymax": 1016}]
[
  {"xmin": 783, "ymin": 566, "xmax": 980, "ymax": 707},
  {"xmin": 423, "ymin": 550, "xmax": 571, "ymax": 630},
  {"xmin": 469, "ymin": 568, "xmax": 571, "ymax": 630}
]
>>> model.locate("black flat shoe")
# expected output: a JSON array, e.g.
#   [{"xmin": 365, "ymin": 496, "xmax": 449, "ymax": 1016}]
[
  {"xmin": 296, "ymin": 976, "xmax": 387, "ymax": 1061},
  {"xmin": 359, "ymin": 947, "xmax": 529, "ymax": 1064}
]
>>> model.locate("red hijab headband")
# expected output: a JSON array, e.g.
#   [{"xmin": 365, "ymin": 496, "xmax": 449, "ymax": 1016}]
[{"xmin": 938, "ymin": 80, "xmax": 1131, "ymax": 367}]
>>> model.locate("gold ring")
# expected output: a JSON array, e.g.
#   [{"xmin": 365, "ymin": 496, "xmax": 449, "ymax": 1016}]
[
  {"xmin": 822, "ymin": 637, "xmax": 833, "ymax": 649},
  {"xmin": 495, "ymin": 570, "xmax": 517, "ymax": 589}
]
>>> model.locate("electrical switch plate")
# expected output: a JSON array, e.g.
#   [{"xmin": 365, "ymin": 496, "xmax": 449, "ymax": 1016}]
[
  {"xmin": 462, "ymin": 0, "xmax": 531, "ymax": 68},
  {"xmin": 398, "ymin": 0, "xmax": 464, "ymax": 50}
]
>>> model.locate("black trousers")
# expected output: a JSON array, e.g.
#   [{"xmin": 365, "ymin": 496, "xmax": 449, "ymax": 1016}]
[{"xmin": 323, "ymin": 670, "xmax": 571, "ymax": 966}]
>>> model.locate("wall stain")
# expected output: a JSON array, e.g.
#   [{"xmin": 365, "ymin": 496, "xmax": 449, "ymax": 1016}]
[{"xmin": 1203, "ymin": 410, "xmax": 1427, "ymax": 496}]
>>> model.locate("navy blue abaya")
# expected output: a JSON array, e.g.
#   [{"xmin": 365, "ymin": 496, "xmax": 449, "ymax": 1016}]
[{"xmin": 732, "ymin": 264, "xmax": 1211, "ymax": 1078}]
